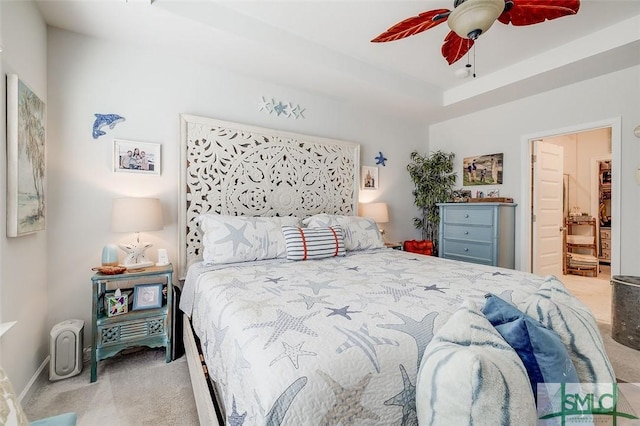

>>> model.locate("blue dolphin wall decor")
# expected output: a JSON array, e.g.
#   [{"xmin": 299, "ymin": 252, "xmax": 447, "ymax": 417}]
[{"xmin": 93, "ymin": 113, "xmax": 125, "ymax": 139}]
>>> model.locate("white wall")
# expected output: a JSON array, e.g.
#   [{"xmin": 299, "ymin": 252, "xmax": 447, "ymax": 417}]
[
  {"xmin": 430, "ymin": 66, "xmax": 640, "ymax": 273},
  {"xmin": 45, "ymin": 27, "xmax": 427, "ymax": 358},
  {"xmin": 0, "ymin": 1, "xmax": 49, "ymax": 395}
]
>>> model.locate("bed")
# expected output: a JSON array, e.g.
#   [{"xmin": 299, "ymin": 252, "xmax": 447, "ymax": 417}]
[{"xmin": 178, "ymin": 115, "xmax": 615, "ymax": 425}]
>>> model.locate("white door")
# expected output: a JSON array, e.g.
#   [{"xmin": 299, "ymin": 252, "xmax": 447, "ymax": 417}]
[{"xmin": 533, "ymin": 141, "xmax": 564, "ymax": 276}]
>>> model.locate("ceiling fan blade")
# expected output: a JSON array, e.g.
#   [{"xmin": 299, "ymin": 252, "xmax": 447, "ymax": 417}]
[
  {"xmin": 442, "ymin": 31, "xmax": 474, "ymax": 65},
  {"xmin": 498, "ymin": 0, "xmax": 580, "ymax": 26},
  {"xmin": 371, "ymin": 9, "xmax": 450, "ymax": 43}
]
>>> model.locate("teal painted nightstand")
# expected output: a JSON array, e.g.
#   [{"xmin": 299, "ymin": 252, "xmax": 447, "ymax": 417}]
[
  {"xmin": 385, "ymin": 242, "xmax": 403, "ymax": 250},
  {"xmin": 90, "ymin": 264, "xmax": 173, "ymax": 382}
]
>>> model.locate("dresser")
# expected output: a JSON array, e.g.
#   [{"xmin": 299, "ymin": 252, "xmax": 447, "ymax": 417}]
[
  {"xmin": 437, "ymin": 203, "xmax": 516, "ymax": 268},
  {"xmin": 599, "ymin": 226, "xmax": 611, "ymax": 264}
]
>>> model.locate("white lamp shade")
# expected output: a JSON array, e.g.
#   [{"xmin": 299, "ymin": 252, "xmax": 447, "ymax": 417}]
[
  {"xmin": 448, "ymin": 0, "xmax": 504, "ymax": 39},
  {"xmin": 111, "ymin": 197, "xmax": 163, "ymax": 233},
  {"xmin": 360, "ymin": 202, "xmax": 389, "ymax": 223}
]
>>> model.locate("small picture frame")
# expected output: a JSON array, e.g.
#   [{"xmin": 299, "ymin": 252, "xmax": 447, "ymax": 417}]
[
  {"xmin": 132, "ymin": 283, "xmax": 163, "ymax": 310},
  {"xmin": 451, "ymin": 189, "xmax": 472, "ymax": 203},
  {"xmin": 361, "ymin": 166, "xmax": 379, "ymax": 190},
  {"xmin": 114, "ymin": 139, "xmax": 161, "ymax": 175},
  {"xmin": 487, "ymin": 189, "xmax": 500, "ymax": 198}
]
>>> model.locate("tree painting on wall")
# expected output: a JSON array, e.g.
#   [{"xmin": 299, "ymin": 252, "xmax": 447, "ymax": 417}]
[
  {"xmin": 6, "ymin": 74, "xmax": 46, "ymax": 237},
  {"xmin": 462, "ymin": 153, "xmax": 503, "ymax": 186}
]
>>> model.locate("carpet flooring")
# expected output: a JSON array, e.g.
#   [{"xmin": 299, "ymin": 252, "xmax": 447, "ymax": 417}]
[
  {"xmin": 23, "ymin": 348, "xmax": 198, "ymax": 425},
  {"xmin": 23, "ymin": 326, "xmax": 640, "ymax": 425},
  {"xmin": 598, "ymin": 322, "xmax": 640, "ymax": 383}
]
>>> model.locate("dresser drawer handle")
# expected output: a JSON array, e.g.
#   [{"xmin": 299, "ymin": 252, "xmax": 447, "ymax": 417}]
[
  {"xmin": 464, "ymin": 214, "xmax": 469, "ymax": 218},
  {"xmin": 464, "ymin": 231, "xmax": 469, "ymax": 235},
  {"xmin": 464, "ymin": 248, "xmax": 469, "ymax": 252}
]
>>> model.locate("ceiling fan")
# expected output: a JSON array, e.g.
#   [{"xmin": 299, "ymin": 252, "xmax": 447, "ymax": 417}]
[{"xmin": 372, "ymin": 0, "xmax": 580, "ymax": 66}]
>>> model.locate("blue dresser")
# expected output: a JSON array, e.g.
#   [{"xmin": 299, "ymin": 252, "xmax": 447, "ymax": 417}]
[{"xmin": 437, "ymin": 203, "xmax": 516, "ymax": 268}]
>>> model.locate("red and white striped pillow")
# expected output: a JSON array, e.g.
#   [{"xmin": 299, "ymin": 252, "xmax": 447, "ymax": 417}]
[{"xmin": 282, "ymin": 226, "xmax": 345, "ymax": 261}]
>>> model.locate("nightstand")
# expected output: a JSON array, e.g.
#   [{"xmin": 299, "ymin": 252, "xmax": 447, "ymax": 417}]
[
  {"xmin": 385, "ymin": 242, "xmax": 403, "ymax": 250},
  {"xmin": 90, "ymin": 264, "xmax": 173, "ymax": 382}
]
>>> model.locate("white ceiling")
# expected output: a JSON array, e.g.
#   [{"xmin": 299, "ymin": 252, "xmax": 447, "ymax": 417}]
[{"xmin": 36, "ymin": 0, "xmax": 640, "ymax": 122}]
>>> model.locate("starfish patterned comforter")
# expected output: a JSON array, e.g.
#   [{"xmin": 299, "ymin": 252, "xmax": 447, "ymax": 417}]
[{"xmin": 182, "ymin": 248, "xmax": 548, "ymax": 425}]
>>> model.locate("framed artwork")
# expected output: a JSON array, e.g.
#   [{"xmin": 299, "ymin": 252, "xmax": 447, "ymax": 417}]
[
  {"xmin": 114, "ymin": 139, "xmax": 161, "ymax": 175},
  {"xmin": 462, "ymin": 153, "xmax": 503, "ymax": 186},
  {"xmin": 6, "ymin": 74, "xmax": 46, "ymax": 237},
  {"xmin": 487, "ymin": 189, "xmax": 500, "ymax": 198},
  {"xmin": 132, "ymin": 283, "xmax": 163, "ymax": 310},
  {"xmin": 361, "ymin": 166, "xmax": 379, "ymax": 190}
]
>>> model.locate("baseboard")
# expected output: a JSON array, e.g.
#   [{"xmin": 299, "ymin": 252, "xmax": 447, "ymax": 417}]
[{"xmin": 18, "ymin": 355, "xmax": 49, "ymax": 403}]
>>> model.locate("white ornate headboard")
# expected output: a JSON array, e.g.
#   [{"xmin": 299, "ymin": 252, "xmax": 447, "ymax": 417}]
[{"xmin": 179, "ymin": 114, "xmax": 360, "ymax": 279}]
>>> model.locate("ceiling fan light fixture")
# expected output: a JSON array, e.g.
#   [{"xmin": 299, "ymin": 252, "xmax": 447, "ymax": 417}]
[
  {"xmin": 454, "ymin": 66, "xmax": 472, "ymax": 79},
  {"xmin": 447, "ymin": 0, "xmax": 505, "ymax": 39}
]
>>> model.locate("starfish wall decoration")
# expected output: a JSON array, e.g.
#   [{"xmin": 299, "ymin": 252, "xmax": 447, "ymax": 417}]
[
  {"xmin": 375, "ymin": 152, "xmax": 388, "ymax": 166},
  {"xmin": 258, "ymin": 96, "xmax": 306, "ymax": 119}
]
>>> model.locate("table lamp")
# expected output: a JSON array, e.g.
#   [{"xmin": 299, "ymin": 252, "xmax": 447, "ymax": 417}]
[
  {"xmin": 360, "ymin": 202, "xmax": 389, "ymax": 236},
  {"xmin": 111, "ymin": 197, "xmax": 163, "ymax": 269}
]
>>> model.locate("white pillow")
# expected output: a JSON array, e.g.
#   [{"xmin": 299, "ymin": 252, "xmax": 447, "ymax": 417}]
[
  {"xmin": 302, "ymin": 214, "xmax": 384, "ymax": 251},
  {"xmin": 519, "ymin": 277, "xmax": 616, "ymax": 384},
  {"xmin": 416, "ymin": 300, "xmax": 536, "ymax": 426},
  {"xmin": 200, "ymin": 214, "xmax": 300, "ymax": 264},
  {"xmin": 282, "ymin": 226, "xmax": 345, "ymax": 260}
]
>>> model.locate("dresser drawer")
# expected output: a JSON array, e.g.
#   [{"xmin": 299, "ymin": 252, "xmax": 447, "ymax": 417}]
[
  {"xmin": 442, "ymin": 206, "xmax": 494, "ymax": 226},
  {"xmin": 601, "ymin": 239, "xmax": 611, "ymax": 250},
  {"xmin": 601, "ymin": 229, "xmax": 611, "ymax": 240},
  {"xmin": 442, "ymin": 224, "xmax": 493, "ymax": 243},
  {"xmin": 600, "ymin": 249, "xmax": 611, "ymax": 261},
  {"xmin": 441, "ymin": 239, "xmax": 493, "ymax": 264}
]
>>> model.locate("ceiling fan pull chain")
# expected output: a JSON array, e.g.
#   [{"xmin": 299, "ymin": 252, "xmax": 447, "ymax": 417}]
[
  {"xmin": 465, "ymin": 40, "xmax": 473, "ymax": 74},
  {"xmin": 473, "ymin": 42, "xmax": 477, "ymax": 78}
]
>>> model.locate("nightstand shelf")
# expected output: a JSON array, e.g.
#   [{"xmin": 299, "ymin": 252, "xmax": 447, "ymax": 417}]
[
  {"xmin": 563, "ymin": 218, "xmax": 598, "ymax": 277},
  {"xmin": 90, "ymin": 264, "xmax": 173, "ymax": 382}
]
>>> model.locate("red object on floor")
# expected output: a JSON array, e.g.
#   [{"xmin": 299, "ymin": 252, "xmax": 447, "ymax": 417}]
[{"xmin": 403, "ymin": 240, "xmax": 433, "ymax": 255}]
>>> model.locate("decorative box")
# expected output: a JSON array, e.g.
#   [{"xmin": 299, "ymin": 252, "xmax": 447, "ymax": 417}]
[{"xmin": 105, "ymin": 290, "xmax": 132, "ymax": 317}]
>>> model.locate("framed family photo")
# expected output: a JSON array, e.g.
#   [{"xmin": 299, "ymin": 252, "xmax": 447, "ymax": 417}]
[
  {"xmin": 462, "ymin": 153, "xmax": 503, "ymax": 186},
  {"xmin": 114, "ymin": 139, "xmax": 161, "ymax": 175},
  {"xmin": 361, "ymin": 166, "xmax": 379, "ymax": 190},
  {"xmin": 132, "ymin": 283, "xmax": 163, "ymax": 310},
  {"xmin": 6, "ymin": 74, "xmax": 46, "ymax": 237}
]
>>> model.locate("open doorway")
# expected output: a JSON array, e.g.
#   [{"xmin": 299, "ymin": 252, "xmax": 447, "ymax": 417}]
[
  {"xmin": 534, "ymin": 130, "xmax": 612, "ymax": 323},
  {"xmin": 520, "ymin": 118, "xmax": 621, "ymax": 324}
]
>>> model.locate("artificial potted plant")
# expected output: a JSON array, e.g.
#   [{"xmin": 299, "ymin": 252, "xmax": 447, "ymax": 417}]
[{"xmin": 406, "ymin": 150, "xmax": 457, "ymax": 256}]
